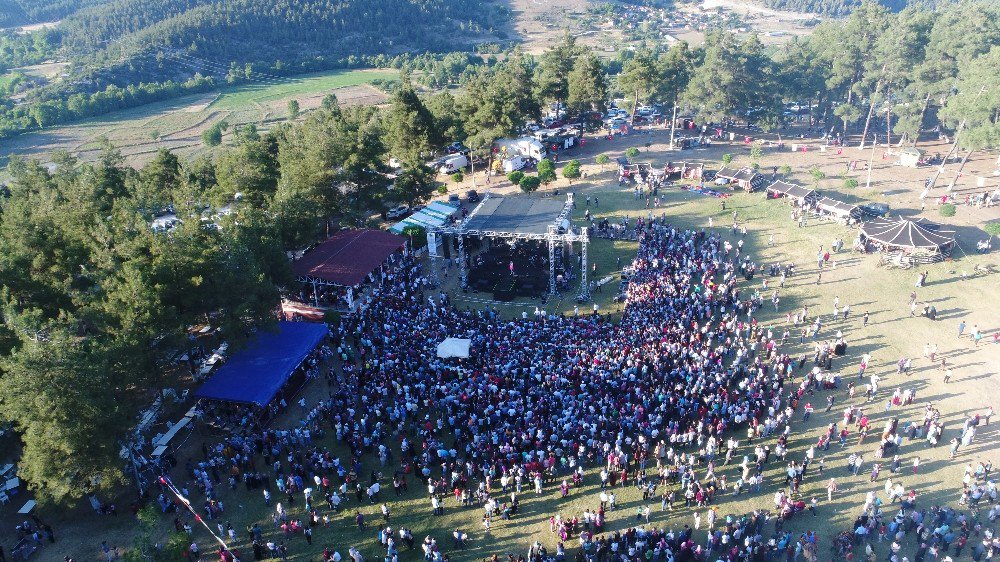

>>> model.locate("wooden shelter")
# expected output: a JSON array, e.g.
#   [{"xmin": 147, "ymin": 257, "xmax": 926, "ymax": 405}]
[
  {"xmin": 715, "ymin": 167, "xmax": 764, "ymax": 192},
  {"xmin": 815, "ymin": 197, "xmax": 861, "ymax": 223},
  {"xmin": 766, "ymin": 180, "xmax": 818, "ymax": 206}
]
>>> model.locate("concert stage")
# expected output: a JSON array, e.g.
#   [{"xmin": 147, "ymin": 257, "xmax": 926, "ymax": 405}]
[
  {"xmin": 429, "ymin": 193, "xmax": 592, "ymax": 301},
  {"xmin": 468, "ymin": 241, "xmax": 552, "ymax": 301}
]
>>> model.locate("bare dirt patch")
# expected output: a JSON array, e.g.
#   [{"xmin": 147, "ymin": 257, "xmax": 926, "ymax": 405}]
[
  {"xmin": 290, "ymin": 84, "xmax": 389, "ymax": 112},
  {"xmin": 14, "ymin": 61, "xmax": 70, "ymax": 80},
  {"xmin": 508, "ymin": 0, "xmax": 620, "ymax": 54}
]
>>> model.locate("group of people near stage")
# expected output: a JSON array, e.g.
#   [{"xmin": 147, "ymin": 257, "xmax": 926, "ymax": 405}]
[
  {"xmin": 157, "ymin": 217, "xmax": 831, "ymax": 561},
  {"xmin": 145, "ymin": 208, "xmax": 997, "ymax": 562}
]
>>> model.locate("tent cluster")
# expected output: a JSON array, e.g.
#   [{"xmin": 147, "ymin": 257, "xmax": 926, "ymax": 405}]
[
  {"xmin": 766, "ymin": 180, "xmax": 819, "ymax": 206},
  {"xmin": 815, "ymin": 197, "xmax": 861, "ymax": 222},
  {"xmin": 389, "ymin": 202, "xmax": 459, "ymax": 236},
  {"xmin": 764, "ymin": 180, "xmax": 860, "ymax": 223}
]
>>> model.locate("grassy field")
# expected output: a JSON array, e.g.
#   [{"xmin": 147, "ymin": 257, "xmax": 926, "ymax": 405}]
[
  {"xmin": 0, "ymin": 68, "xmax": 398, "ymax": 171},
  {"xmin": 212, "ymin": 69, "xmax": 397, "ymax": 109},
  {"xmin": 4, "ymin": 126, "xmax": 998, "ymax": 561},
  {"xmin": 167, "ymin": 183, "xmax": 995, "ymax": 562},
  {"xmin": 0, "ymin": 71, "xmax": 17, "ymax": 91}
]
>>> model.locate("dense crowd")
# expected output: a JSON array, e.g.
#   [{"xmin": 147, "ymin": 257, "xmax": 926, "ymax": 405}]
[
  {"xmin": 145, "ymin": 214, "xmax": 996, "ymax": 562},
  {"xmin": 154, "ymin": 219, "xmax": 835, "ymax": 562}
]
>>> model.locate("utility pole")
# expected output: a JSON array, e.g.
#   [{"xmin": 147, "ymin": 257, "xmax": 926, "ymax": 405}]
[
  {"xmin": 631, "ymin": 89, "xmax": 640, "ymax": 127},
  {"xmin": 865, "ymin": 135, "xmax": 877, "ymax": 190},
  {"xmin": 669, "ymin": 101, "xmax": 679, "ymax": 149}
]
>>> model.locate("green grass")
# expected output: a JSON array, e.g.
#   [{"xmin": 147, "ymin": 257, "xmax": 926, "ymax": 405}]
[
  {"xmin": 213, "ymin": 69, "xmax": 398, "ymax": 109},
  {"xmin": 0, "ymin": 72, "xmax": 17, "ymax": 91}
]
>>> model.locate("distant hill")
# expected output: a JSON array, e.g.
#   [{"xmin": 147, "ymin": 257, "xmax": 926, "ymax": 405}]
[
  {"xmin": 0, "ymin": 0, "xmax": 111, "ymax": 27},
  {"xmin": 0, "ymin": 0, "xmax": 509, "ymax": 138},
  {"xmin": 63, "ymin": 0, "xmax": 508, "ymax": 62},
  {"xmin": 0, "ymin": 1, "xmax": 28, "ymax": 27}
]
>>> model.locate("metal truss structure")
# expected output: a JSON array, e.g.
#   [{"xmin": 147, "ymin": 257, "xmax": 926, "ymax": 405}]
[{"xmin": 429, "ymin": 193, "xmax": 591, "ymax": 301}]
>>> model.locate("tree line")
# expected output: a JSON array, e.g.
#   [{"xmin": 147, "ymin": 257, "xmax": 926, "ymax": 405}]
[
  {"xmin": 0, "ymin": 0, "xmax": 112, "ymax": 28},
  {"xmin": 761, "ymin": 0, "xmax": 908, "ymax": 17},
  {"xmin": 609, "ymin": 0, "xmax": 999, "ymax": 164}
]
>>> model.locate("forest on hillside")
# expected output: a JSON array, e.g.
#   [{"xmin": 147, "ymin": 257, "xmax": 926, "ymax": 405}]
[
  {"xmin": 759, "ymin": 0, "xmax": 936, "ymax": 17},
  {"xmin": 0, "ymin": 0, "xmax": 111, "ymax": 27},
  {"xmin": 0, "ymin": 0, "xmax": 510, "ymax": 137}
]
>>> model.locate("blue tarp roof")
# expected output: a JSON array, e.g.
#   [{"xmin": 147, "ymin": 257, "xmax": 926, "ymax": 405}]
[
  {"xmin": 389, "ymin": 202, "xmax": 458, "ymax": 234},
  {"xmin": 194, "ymin": 321, "xmax": 328, "ymax": 406}
]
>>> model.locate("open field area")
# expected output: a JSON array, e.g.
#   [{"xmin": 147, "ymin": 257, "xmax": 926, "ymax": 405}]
[
  {"xmin": 0, "ymin": 68, "xmax": 396, "ymax": 170},
  {"xmin": 5, "ymin": 122, "xmax": 997, "ymax": 562},
  {"xmin": 508, "ymin": 0, "xmax": 624, "ymax": 55},
  {"xmin": 14, "ymin": 61, "xmax": 70, "ymax": 80}
]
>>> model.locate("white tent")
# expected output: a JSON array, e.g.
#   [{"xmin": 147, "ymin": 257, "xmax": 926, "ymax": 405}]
[{"xmin": 436, "ymin": 338, "xmax": 471, "ymax": 359}]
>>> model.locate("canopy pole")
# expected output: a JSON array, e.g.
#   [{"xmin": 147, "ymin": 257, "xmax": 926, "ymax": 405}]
[
  {"xmin": 548, "ymin": 226, "xmax": 557, "ymax": 296},
  {"xmin": 458, "ymin": 234, "xmax": 467, "ymax": 289},
  {"xmin": 312, "ymin": 280, "xmax": 319, "ymax": 307},
  {"xmin": 430, "ymin": 246, "xmax": 440, "ymax": 287}
]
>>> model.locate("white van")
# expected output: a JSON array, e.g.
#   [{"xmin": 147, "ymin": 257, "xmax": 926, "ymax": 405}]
[
  {"xmin": 502, "ymin": 155, "xmax": 527, "ymax": 173},
  {"xmin": 494, "ymin": 137, "xmax": 547, "ymax": 161},
  {"xmin": 438, "ymin": 154, "xmax": 469, "ymax": 174}
]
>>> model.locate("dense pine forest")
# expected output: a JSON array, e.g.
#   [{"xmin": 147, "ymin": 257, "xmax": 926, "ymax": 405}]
[
  {"xmin": 0, "ymin": 0, "xmax": 111, "ymax": 27},
  {"xmin": 763, "ymin": 0, "xmax": 948, "ymax": 17}
]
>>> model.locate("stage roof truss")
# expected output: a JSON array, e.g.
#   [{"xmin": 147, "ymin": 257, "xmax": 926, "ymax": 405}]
[{"xmin": 428, "ymin": 193, "xmax": 591, "ymax": 300}]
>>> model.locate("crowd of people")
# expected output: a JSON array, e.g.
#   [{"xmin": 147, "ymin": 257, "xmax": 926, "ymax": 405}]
[
  {"xmin": 148, "ymin": 219, "xmax": 842, "ymax": 562},
  {"xmin": 119, "ymin": 204, "xmax": 997, "ymax": 562}
]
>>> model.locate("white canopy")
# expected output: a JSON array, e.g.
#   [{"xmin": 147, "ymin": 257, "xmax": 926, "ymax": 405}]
[{"xmin": 436, "ymin": 338, "xmax": 471, "ymax": 359}]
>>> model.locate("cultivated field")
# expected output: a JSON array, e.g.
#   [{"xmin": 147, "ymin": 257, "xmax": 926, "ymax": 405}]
[{"xmin": 0, "ymin": 68, "xmax": 397, "ymax": 170}]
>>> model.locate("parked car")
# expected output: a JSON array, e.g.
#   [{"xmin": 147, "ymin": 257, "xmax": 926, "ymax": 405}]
[
  {"xmin": 860, "ymin": 202, "xmax": 890, "ymax": 219},
  {"xmin": 386, "ymin": 205, "xmax": 411, "ymax": 220},
  {"xmin": 466, "ymin": 190, "xmax": 480, "ymax": 203},
  {"xmin": 448, "ymin": 193, "xmax": 460, "ymax": 204},
  {"xmin": 445, "ymin": 141, "xmax": 469, "ymax": 154}
]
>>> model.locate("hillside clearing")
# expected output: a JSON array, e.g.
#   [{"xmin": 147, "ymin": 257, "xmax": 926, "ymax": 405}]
[{"xmin": 0, "ymin": 68, "xmax": 398, "ymax": 169}]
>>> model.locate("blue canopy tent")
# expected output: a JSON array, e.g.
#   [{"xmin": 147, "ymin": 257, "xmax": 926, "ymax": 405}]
[{"xmin": 194, "ymin": 321, "xmax": 328, "ymax": 407}]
